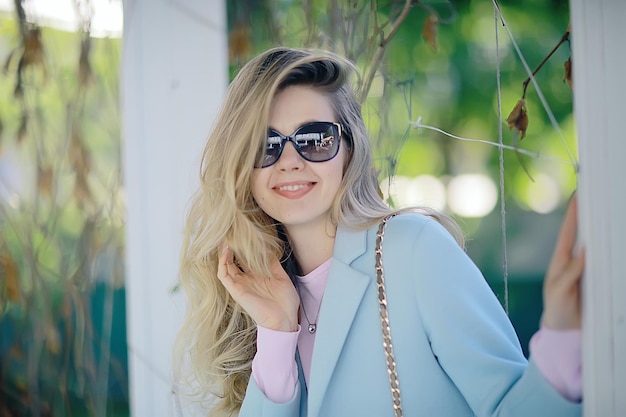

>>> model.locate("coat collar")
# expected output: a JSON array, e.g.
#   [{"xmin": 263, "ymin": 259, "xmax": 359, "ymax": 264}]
[
  {"xmin": 332, "ymin": 223, "xmax": 369, "ymax": 264},
  {"xmin": 306, "ymin": 224, "xmax": 372, "ymax": 416}
]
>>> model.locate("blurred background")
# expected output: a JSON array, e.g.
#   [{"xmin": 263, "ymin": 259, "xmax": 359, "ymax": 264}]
[{"xmin": 0, "ymin": 0, "xmax": 576, "ymax": 415}]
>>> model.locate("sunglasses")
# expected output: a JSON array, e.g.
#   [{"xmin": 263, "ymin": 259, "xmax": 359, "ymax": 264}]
[{"xmin": 255, "ymin": 121, "xmax": 343, "ymax": 168}]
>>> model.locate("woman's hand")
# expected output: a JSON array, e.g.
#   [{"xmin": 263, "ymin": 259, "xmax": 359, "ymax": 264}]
[
  {"xmin": 542, "ymin": 194, "xmax": 585, "ymax": 330},
  {"xmin": 217, "ymin": 245, "xmax": 300, "ymax": 332}
]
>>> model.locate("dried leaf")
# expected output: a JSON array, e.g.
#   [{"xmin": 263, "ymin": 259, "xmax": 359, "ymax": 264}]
[
  {"xmin": 422, "ymin": 14, "xmax": 439, "ymax": 51},
  {"xmin": 6, "ymin": 27, "xmax": 46, "ymax": 98},
  {"xmin": 21, "ymin": 27, "xmax": 45, "ymax": 70},
  {"xmin": 229, "ymin": 21, "xmax": 251, "ymax": 63},
  {"xmin": 506, "ymin": 98, "xmax": 529, "ymax": 139},
  {"xmin": 564, "ymin": 57, "xmax": 572, "ymax": 89},
  {"xmin": 0, "ymin": 252, "xmax": 20, "ymax": 302},
  {"xmin": 37, "ymin": 164, "xmax": 54, "ymax": 197},
  {"xmin": 11, "ymin": 27, "xmax": 47, "ymax": 97}
]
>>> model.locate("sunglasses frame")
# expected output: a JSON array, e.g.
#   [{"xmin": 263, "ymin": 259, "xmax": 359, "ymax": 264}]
[{"xmin": 256, "ymin": 121, "xmax": 343, "ymax": 168}]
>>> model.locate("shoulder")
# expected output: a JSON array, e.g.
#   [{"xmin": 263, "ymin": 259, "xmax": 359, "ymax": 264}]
[
  {"xmin": 380, "ymin": 212, "xmax": 460, "ymax": 249},
  {"xmin": 334, "ymin": 212, "xmax": 462, "ymax": 266},
  {"xmin": 370, "ymin": 212, "xmax": 471, "ymax": 281}
]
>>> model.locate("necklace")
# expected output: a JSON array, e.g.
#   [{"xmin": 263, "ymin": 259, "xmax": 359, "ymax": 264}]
[
  {"xmin": 301, "ymin": 302, "xmax": 322, "ymax": 333},
  {"xmin": 301, "ymin": 306, "xmax": 320, "ymax": 333},
  {"xmin": 295, "ymin": 258, "xmax": 331, "ymax": 334},
  {"xmin": 299, "ymin": 289, "xmax": 323, "ymax": 334}
]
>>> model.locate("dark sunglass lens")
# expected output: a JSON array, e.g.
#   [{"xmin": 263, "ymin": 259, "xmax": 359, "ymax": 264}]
[
  {"xmin": 294, "ymin": 123, "xmax": 339, "ymax": 162},
  {"xmin": 256, "ymin": 132, "xmax": 282, "ymax": 168}
]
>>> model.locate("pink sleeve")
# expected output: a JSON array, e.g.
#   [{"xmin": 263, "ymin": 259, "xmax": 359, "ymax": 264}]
[
  {"xmin": 529, "ymin": 327, "xmax": 582, "ymax": 402},
  {"xmin": 251, "ymin": 325, "xmax": 300, "ymax": 403}
]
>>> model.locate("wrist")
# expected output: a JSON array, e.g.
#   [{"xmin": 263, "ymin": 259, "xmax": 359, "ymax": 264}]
[
  {"xmin": 261, "ymin": 317, "xmax": 299, "ymax": 333},
  {"xmin": 541, "ymin": 311, "xmax": 581, "ymax": 330}
]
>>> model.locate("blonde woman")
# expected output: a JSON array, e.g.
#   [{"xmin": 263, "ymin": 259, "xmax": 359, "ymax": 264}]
[{"xmin": 175, "ymin": 47, "xmax": 583, "ymax": 417}]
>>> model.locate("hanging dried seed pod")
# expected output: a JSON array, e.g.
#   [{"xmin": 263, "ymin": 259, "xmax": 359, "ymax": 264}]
[
  {"xmin": 564, "ymin": 57, "xmax": 572, "ymax": 89},
  {"xmin": 506, "ymin": 98, "xmax": 529, "ymax": 139},
  {"xmin": 422, "ymin": 14, "xmax": 439, "ymax": 51}
]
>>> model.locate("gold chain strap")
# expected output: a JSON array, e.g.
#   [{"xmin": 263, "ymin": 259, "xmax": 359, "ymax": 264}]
[{"xmin": 375, "ymin": 214, "xmax": 403, "ymax": 417}]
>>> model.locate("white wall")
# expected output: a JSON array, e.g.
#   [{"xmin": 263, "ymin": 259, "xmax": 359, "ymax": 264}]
[
  {"xmin": 121, "ymin": 0, "xmax": 227, "ymax": 415},
  {"xmin": 570, "ymin": 0, "xmax": 626, "ymax": 415}
]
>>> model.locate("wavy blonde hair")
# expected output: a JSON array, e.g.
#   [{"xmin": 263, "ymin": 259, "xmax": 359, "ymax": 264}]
[{"xmin": 173, "ymin": 47, "xmax": 463, "ymax": 416}]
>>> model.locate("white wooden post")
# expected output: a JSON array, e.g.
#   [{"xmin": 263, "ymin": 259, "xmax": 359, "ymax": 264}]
[
  {"xmin": 121, "ymin": 0, "xmax": 227, "ymax": 415},
  {"xmin": 570, "ymin": 1, "xmax": 626, "ymax": 415}
]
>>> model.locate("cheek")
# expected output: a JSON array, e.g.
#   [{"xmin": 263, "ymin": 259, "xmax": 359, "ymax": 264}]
[
  {"xmin": 336, "ymin": 146, "xmax": 349, "ymax": 181},
  {"xmin": 338, "ymin": 142, "xmax": 351, "ymax": 174},
  {"xmin": 250, "ymin": 172, "xmax": 261, "ymax": 199},
  {"xmin": 250, "ymin": 171, "xmax": 268, "ymax": 206},
  {"xmin": 324, "ymin": 159, "xmax": 346, "ymax": 198}
]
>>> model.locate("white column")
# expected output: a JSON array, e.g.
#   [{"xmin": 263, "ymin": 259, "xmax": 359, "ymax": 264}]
[
  {"xmin": 121, "ymin": 0, "xmax": 227, "ymax": 415},
  {"xmin": 570, "ymin": 1, "xmax": 626, "ymax": 416}
]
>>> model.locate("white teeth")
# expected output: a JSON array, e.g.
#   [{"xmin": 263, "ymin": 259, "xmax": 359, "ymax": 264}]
[{"xmin": 278, "ymin": 184, "xmax": 308, "ymax": 191}]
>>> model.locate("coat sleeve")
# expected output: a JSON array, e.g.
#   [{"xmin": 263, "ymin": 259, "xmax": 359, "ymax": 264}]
[{"xmin": 404, "ymin": 217, "xmax": 581, "ymax": 417}]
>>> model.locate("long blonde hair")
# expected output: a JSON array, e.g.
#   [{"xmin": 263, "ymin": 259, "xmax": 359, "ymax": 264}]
[{"xmin": 174, "ymin": 47, "xmax": 463, "ymax": 416}]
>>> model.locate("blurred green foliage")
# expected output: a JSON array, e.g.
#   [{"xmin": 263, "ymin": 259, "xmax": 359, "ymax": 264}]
[{"xmin": 0, "ymin": 12, "xmax": 128, "ymax": 417}]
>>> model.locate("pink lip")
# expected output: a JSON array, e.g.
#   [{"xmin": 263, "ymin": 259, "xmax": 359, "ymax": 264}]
[{"xmin": 272, "ymin": 181, "xmax": 316, "ymax": 199}]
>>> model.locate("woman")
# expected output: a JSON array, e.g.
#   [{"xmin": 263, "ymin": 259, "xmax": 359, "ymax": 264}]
[{"xmin": 174, "ymin": 47, "xmax": 583, "ymax": 417}]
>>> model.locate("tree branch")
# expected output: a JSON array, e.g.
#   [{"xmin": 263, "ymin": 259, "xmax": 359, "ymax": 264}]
[
  {"xmin": 522, "ymin": 29, "xmax": 570, "ymax": 98},
  {"xmin": 357, "ymin": 0, "xmax": 413, "ymax": 103}
]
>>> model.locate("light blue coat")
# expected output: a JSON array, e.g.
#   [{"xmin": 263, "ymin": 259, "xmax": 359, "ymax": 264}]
[{"xmin": 239, "ymin": 213, "xmax": 582, "ymax": 416}]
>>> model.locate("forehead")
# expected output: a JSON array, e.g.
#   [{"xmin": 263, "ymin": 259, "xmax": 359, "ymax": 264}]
[{"xmin": 269, "ymin": 86, "xmax": 336, "ymax": 134}]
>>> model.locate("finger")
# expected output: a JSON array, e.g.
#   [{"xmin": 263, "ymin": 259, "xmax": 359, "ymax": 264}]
[
  {"xmin": 217, "ymin": 244, "xmax": 236, "ymax": 283},
  {"xmin": 269, "ymin": 256, "xmax": 288, "ymax": 278},
  {"xmin": 560, "ymin": 248, "xmax": 586, "ymax": 288},
  {"xmin": 555, "ymin": 194, "xmax": 578, "ymax": 256},
  {"xmin": 546, "ymin": 249, "xmax": 585, "ymax": 300},
  {"xmin": 218, "ymin": 243, "xmax": 248, "ymax": 273},
  {"xmin": 233, "ymin": 256, "xmax": 249, "ymax": 274},
  {"xmin": 549, "ymin": 194, "xmax": 580, "ymax": 272}
]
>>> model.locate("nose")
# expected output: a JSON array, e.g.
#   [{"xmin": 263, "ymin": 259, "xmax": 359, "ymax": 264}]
[{"xmin": 275, "ymin": 141, "xmax": 304, "ymax": 171}]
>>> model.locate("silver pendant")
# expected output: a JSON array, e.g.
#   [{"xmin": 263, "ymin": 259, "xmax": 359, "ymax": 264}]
[{"xmin": 308, "ymin": 324, "xmax": 317, "ymax": 334}]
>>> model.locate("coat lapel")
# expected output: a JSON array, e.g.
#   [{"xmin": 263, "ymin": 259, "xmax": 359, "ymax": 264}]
[{"xmin": 306, "ymin": 225, "xmax": 371, "ymax": 417}]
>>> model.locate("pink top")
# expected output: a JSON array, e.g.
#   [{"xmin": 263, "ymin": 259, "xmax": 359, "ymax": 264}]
[
  {"xmin": 251, "ymin": 259, "xmax": 330, "ymax": 402},
  {"xmin": 530, "ymin": 327, "xmax": 582, "ymax": 402},
  {"xmin": 251, "ymin": 259, "xmax": 582, "ymax": 404}
]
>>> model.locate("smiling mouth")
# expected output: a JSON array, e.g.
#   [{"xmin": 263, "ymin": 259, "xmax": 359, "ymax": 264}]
[{"xmin": 276, "ymin": 183, "xmax": 312, "ymax": 192}]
